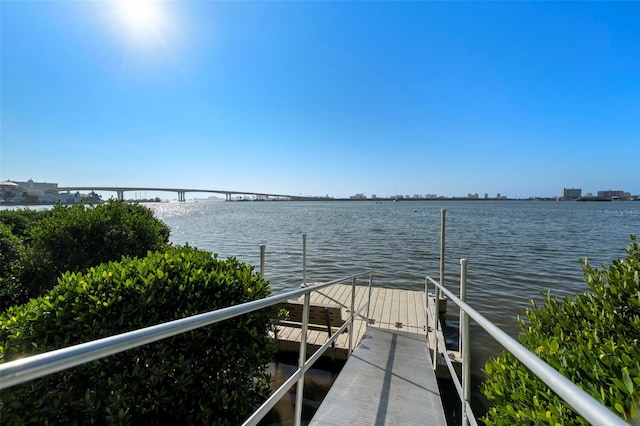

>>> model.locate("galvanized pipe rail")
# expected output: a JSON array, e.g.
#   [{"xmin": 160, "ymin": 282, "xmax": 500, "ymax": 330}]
[
  {"xmin": 0, "ymin": 271, "xmax": 373, "ymax": 426},
  {"xmin": 425, "ymin": 268, "xmax": 628, "ymax": 426}
]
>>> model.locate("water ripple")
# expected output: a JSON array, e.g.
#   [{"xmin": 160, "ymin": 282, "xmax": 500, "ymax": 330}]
[{"xmin": 147, "ymin": 199, "xmax": 639, "ymax": 412}]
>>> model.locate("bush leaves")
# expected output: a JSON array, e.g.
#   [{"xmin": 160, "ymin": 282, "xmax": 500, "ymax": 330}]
[
  {"xmin": 482, "ymin": 235, "xmax": 640, "ymax": 424},
  {"xmin": 0, "ymin": 245, "xmax": 275, "ymax": 425}
]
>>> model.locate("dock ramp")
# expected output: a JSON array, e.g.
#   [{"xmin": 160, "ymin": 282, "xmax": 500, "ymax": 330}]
[{"xmin": 311, "ymin": 327, "xmax": 446, "ymax": 426}]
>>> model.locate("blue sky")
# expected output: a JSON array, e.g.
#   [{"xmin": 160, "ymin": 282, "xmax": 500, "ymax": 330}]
[{"xmin": 2, "ymin": 1, "xmax": 639, "ymax": 199}]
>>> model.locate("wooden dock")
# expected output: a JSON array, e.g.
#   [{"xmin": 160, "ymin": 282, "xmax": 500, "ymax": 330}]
[
  {"xmin": 271, "ymin": 283, "xmax": 461, "ymax": 377},
  {"xmin": 272, "ymin": 284, "xmax": 426, "ymax": 360}
]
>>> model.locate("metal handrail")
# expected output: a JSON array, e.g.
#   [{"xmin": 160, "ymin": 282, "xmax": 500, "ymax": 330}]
[
  {"xmin": 0, "ymin": 271, "xmax": 372, "ymax": 426},
  {"xmin": 426, "ymin": 268, "xmax": 479, "ymax": 426},
  {"xmin": 425, "ymin": 272, "xmax": 628, "ymax": 426},
  {"xmin": 244, "ymin": 274, "xmax": 373, "ymax": 426}
]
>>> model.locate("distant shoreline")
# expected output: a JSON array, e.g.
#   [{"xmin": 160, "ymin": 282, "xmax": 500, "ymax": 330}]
[{"xmin": 4, "ymin": 197, "xmax": 640, "ymax": 207}]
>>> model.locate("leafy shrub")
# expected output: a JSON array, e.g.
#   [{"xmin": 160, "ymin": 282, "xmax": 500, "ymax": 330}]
[
  {"xmin": 0, "ymin": 245, "xmax": 275, "ymax": 425},
  {"xmin": 0, "ymin": 208, "xmax": 50, "ymax": 239},
  {"xmin": 30, "ymin": 199, "xmax": 170, "ymax": 277},
  {"xmin": 0, "ymin": 200, "xmax": 171, "ymax": 310},
  {"xmin": 0, "ymin": 223, "xmax": 26, "ymax": 310},
  {"xmin": 482, "ymin": 235, "xmax": 640, "ymax": 424}
]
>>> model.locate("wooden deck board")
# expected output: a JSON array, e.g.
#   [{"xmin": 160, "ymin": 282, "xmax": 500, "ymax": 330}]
[
  {"xmin": 405, "ymin": 291, "xmax": 415, "ymax": 334},
  {"xmin": 410, "ymin": 291, "xmax": 425, "ymax": 334},
  {"xmin": 398, "ymin": 289, "xmax": 408, "ymax": 330},
  {"xmin": 417, "ymin": 292, "xmax": 427, "ymax": 331},
  {"xmin": 369, "ymin": 287, "xmax": 383, "ymax": 327},
  {"xmin": 310, "ymin": 327, "xmax": 447, "ymax": 426},
  {"xmin": 379, "ymin": 288, "xmax": 391, "ymax": 329}
]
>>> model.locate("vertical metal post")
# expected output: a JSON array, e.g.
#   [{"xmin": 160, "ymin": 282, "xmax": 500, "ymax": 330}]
[
  {"xmin": 294, "ymin": 292, "xmax": 310, "ymax": 426},
  {"xmin": 424, "ymin": 276, "xmax": 429, "ymax": 336},
  {"xmin": 349, "ymin": 277, "xmax": 356, "ymax": 355},
  {"xmin": 433, "ymin": 287, "xmax": 439, "ymax": 370},
  {"xmin": 460, "ymin": 259, "xmax": 470, "ymax": 426},
  {"xmin": 434, "ymin": 208, "xmax": 445, "ymax": 370},
  {"xmin": 459, "ymin": 258, "xmax": 466, "ymax": 355},
  {"xmin": 440, "ymin": 209, "xmax": 446, "ymax": 289},
  {"xmin": 302, "ymin": 234, "xmax": 307, "ymax": 287},
  {"xmin": 259, "ymin": 244, "xmax": 265, "ymax": 279},
  {"xmin": 366, "ymin": 273, "xmax": 373, "ymax": 326}
]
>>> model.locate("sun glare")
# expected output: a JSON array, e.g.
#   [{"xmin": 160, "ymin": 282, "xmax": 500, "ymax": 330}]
[{"xmin": 114, "ymin": 0, "xmax": 167, "ymax": 44}]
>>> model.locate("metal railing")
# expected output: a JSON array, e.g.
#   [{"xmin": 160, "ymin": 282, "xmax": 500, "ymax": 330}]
[
  {"xmin": 425, "ymin": 262, "xmax": 628, "ymax": 426},
  {"xmin": 2, "ymin": 218, "xmax": 627, "ymax": 426},
  {"xmin": 0, "ymin": 271, "xmax": 373, "ymax": 426}
]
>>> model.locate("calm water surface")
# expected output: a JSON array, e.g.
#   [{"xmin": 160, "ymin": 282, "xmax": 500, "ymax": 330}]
[
  {"xmin": 147, "ymin": 199, "xmax": 639, "ymax": 417},
  {"xmin": 149, "ymin": 199, "xmax": 638, "ymax": 315}
]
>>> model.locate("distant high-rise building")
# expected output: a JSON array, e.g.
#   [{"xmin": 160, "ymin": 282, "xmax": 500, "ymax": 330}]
[
  {"xmin": 12, "ymin": 179, "xmax": 58, "ymax": 195},
  {"xmin": 560, "ymin": 188, "xmax": 582, "ymax": 199},
  {"xmin": 598, "ymin": 190, "xmax": 630, "ymax": 199}
]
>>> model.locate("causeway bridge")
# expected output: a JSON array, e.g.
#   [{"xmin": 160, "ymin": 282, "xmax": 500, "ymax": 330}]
[{"xmin": 58, "ymin": 187, "xmax": 299, "ymax": 202}]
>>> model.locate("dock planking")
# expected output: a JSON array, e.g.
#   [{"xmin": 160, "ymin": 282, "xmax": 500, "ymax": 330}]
[
  {"xmin": 271, "ymin": 284, "xmax": 429, "ymax": 361},
  {"xmin": 271, "ymin": 282, "xmax": 461, "ymax": 378}
]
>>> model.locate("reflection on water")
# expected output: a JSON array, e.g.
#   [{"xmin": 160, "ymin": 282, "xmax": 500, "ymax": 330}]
[{"xmin": 259, "ymin": 354, "xmax": 345, "ymax": 425}]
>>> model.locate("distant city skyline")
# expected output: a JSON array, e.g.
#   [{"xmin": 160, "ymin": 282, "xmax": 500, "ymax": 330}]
[
  {"xmin": 1, "ymin": 178, "xmax": 637, "ymax": 202},
  {"xmin": 2, "ymin": 2, "xmax": 639, "ymax": 199}
]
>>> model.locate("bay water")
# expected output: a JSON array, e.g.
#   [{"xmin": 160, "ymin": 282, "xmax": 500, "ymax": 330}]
[{"xmin": 146, "ymin": 199, "xmax": 639, "ymax": 418}]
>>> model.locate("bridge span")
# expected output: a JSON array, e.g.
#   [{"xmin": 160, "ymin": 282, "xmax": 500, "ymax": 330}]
[{"xmin": 57, "ymin": 187, "xmax": 298, "ymax": 202}]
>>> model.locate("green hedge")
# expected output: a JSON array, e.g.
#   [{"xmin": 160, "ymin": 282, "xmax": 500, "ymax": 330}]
[
  {"xmin": 0, "ymin": 200, "xmax": 170, "ymax": 310},
  {"xmin": 0, "ymin": 208, "xmax": 51, "ymax": 239},
  {"xmin": 0, "ymin": 223, "xmax": 26, "ymax": 309},
  {"xmin": 28, "ymin": 200, "xmax": 171, "ymax": 283},
  {"xmin": 0, "ymin": 246, "xmax": 275, "ymax": 425},
  {"xmin": 482, "ymin": 235, "xmax": 640, "ymax": 424}
]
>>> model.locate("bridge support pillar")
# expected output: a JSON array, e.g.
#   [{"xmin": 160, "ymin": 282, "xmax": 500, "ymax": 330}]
[
  {"xmin": 117, "ymin": 190, "xmax": 124, "ymax": 200},
  {"xmin": 225, "ymin": 193, "xmax": 231, "ymax": 202},
  {"xmin": 177, "ymin": 191, "xmax": 186, "ymax": 202}
]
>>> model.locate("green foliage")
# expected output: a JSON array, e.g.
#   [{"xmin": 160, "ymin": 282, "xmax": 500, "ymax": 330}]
[
  {"xmin": 30, "ymin": 200, "xmax": 170, "ymax": 276},
  {"xmin": 0, "ymin": 208, "xmax": 51, "ymax": 239},
  {"xmin": 0, "ymin": 246, "xmax": 275, "ymax": 425},
  {"xmin": 482, "ymin": 235, "xmax": 640, "ymax": 425},
  {"xmin": 0, "ymin": 223, "xmax": 27, "ymax": 310},
  {"xmin": 0, "ymin": 200, "xmax": 170, "ymax": 310}
]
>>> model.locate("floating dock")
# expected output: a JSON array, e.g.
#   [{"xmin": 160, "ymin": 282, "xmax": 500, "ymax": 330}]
[{"xmin": 271, "ymin": 283, "xmax": 461, "ymax": 377}]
